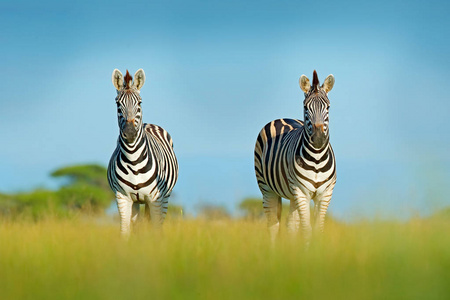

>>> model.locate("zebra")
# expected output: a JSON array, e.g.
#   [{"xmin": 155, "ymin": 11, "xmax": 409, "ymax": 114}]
[
  {"xmin": 108, "ymin": 69, "xmax": 178, "ymax": 236},
  {"xmin": 254, "ymin": 70, "xmax": 336, "ymax": 242}
]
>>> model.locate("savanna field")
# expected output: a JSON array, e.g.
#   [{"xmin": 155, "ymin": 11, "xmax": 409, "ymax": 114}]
[{"xmin": 1, "ymin": 214, "xmax": 449, "ymax": 300}]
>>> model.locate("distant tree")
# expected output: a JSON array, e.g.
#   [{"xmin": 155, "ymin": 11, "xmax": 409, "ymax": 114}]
[
  {"xmin": 197, "ymin": 204, "xmax": 230, "ymax": 220},
  {"xmin": 0, "ymin": 192, "xmax": 22, "ymax": 218},
  {"xmin": 238, "ymin": 197, "xmax": 291, "ymax": 220},
  {"xmin": 56, "ymin": 185, "xmax": 113, "ymax": 213},
  {"xmin": 51, "ymin": 164, "xmax": 110, "ymax": 191},
  {"xmin": 52, "ymin": 164, "xmax": 114, "ymax": 213},
  {"xmin": 0, "ymin": 188, "xmax": 67, "ymax": 219},
  {"xmin": 239, "ymin": 198, "xmax": 264, "ymax": 220}
]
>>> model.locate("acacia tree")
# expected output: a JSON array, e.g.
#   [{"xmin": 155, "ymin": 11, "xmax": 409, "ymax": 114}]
[
  {"xmin": 51, "ymin": 164, "xmax": 110, "ymax": 190},
  {"xmin": 51, "ymin": 164, "xmax": 114, "ymax": 213}
]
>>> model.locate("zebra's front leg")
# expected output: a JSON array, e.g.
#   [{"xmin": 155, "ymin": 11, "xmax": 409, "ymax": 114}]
[
  {"xmin": 313, "ymin": 187, "xmax": 334, "ymax": 233},
  {"xmin": 286, "ymin": 199, "xmax": 300, "ymax": 234},
  {"xmin": 263, "ymin": 193, "xmax": 281, "ymax": 243},
  {"xmin": 116, "ymin": 192, "xmax": 133, "ymax": 238},
  {"xmin": 292, "ymin": 189, "xmax": 312, "ymax": 243}
]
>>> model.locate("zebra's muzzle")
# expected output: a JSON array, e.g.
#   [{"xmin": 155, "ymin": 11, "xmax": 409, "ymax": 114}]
[
  {"xmin": 312, "ymin": 122, "xmax": 324, "ymax": 133},
  {"xmin": 311, "ymin": 124, "xmax": 327, "ymax": 148},
  {"xmin": 122, "ymin": 121, "xmax": 138, "ymax": 143}
]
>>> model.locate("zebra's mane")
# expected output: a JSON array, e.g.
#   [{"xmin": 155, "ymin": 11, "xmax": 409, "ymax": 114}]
[
  {"xmin": 312, "ymin": 70, "xmax": 320, "ymax": 93},
  {"xmin": 124, "ymin": 70, "xmax": 133, "ymax": 89}
]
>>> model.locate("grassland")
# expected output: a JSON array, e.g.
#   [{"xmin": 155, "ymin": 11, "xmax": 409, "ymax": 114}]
[{"xmin": 1, "ymin": 216, "xmax": 449, "ymax": 300}]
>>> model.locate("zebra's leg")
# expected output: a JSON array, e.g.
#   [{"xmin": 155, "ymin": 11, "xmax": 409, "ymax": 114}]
[
  {"xmin": 313, "ymin": 187, "xmax": 334, "ymax": 233},
  {"xmin": 286, "ymin": 199, "xmax": 300, "ymax": 234},
  {"xmin": 263, "ymin": 193, "xmax": 282, "ymax": 243},
  {"xmin": 292, "ymin": 189, "xmax": 312, "ymax": 243},
  {"xmin": 116, "ymin": 192, "xmax": 133, "ymax": 238},
  {"xmin": 144, "ymin": 203, "xmax": 151, "ymax": 221},
  {"xmin": 148, "ymin": 199, "xmax": 164, "ymax": 228},
  {"xmin": 131, "ymin": 203, "xmax": 140, "ymax": 224},
  {"xmin": 161, "ymin": 196, "xmax": 170, "ymax": 222}
]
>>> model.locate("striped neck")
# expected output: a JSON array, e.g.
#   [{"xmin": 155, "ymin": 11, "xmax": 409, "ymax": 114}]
[
  {"xmin": 119, "ymin": 125, "xmax": 146, "ymax": 159},
  {"xmin": 303, "ymin": 128, "xmax": 329, "ymax": 150},
  {"xmin": 300, "ymin": 130, "xmax": 329, "ymax": 153}
]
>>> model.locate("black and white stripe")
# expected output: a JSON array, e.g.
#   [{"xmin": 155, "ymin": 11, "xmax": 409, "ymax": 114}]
[
  {"xmin": 254, "ymin": 70, "xmax": 336, "ymax": 241},
  {"xmin": 108, "ymin": 69, "xmax": 178, "ymax": 236}
]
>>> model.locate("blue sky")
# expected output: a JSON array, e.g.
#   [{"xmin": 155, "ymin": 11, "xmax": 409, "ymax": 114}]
[{"xmin": 1, "ymin": 0, "xmax": 449, "ymax": 219}]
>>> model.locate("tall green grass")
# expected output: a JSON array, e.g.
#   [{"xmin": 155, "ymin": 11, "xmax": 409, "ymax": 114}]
[{"xmin": 1, "ymin": 217, "xmax": 449, "ymax": 299}]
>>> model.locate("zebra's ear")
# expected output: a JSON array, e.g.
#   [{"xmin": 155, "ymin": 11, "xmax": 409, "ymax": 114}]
[
  {"xmin": 299, "ymin": 75, "xmax": 310, "ymax": 93},
  {"xmin": 322, "ymin": 74, "xmax": 335, "ymax": 93},
  {"xmin": 133, "ymin": 69, "xmax": 145, "ymax": 90},
  {"xmin": 112, "ymin": 69, "xmax": 124, "ymax": 91}
]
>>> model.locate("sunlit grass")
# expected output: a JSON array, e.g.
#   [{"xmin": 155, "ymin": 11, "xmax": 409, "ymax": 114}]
[{"xmin": 0, "ymin": 216, "xmax": 449, "ymax": 299}]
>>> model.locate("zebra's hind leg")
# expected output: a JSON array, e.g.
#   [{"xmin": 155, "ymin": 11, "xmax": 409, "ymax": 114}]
[
  {"xmin": 263, "ymin": 193, "xmax": 282, "ymax": 243},
  {"xmin": 116, "ymin": 192, "xmax": 133, "ymax": 238},
  {"xmin": 144, "ymin": 203, "xmax": 151, "ymax": 221},
  {"xmin": 148, "ymin": 199, "xmax": 164, "ymax": 228},
  {"xmin": 161, "ymin": 196, "xmax": 169, "ymax": 222},
  {"xmin": 286, "ymin": 199, "xmax": 300, "ymax": 234}
]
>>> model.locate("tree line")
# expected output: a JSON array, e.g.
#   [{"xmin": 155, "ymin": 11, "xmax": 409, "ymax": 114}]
[
  {"xmin": 0, "ymin": 164, "xmax": 325, "ymax": 221},
  {"xmin": 0, "ymin": 164, "xmax": 114, "ymax": 219}
]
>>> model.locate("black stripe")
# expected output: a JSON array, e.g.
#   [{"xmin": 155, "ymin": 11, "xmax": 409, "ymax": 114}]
[{"xmin": 115, "ymin": 167, "xmax": 158, "ymax": 190}]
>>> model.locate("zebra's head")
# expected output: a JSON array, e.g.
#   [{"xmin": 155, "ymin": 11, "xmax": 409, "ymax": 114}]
[
  {"xmin": 299, "ymin": 70, "xmax": 335, "ymax": 148},
  {"xmin": 111, "ymin": 69, "xmax": 146, "ymax": 144}
]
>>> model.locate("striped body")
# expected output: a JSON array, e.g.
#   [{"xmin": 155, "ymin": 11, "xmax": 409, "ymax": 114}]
[{"xmin": 254, "ymin": 70, "xmax": 336, "ymax": 242}]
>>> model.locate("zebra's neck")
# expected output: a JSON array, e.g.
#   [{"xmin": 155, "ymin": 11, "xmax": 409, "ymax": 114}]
[
  {"xmin": 303, "ymin": 120, "xmax": 329, "ymax": 150},
  {"xmin": 298, "ymin": 130, "xmax": 330, "ymax": 157},
  {"xmin": 119, "ymin": 126, "xmax": 147, "ymax": 162}
]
